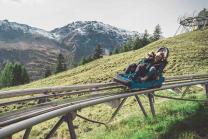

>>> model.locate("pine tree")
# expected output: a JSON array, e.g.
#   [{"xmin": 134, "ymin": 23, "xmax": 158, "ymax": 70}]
[
  {"xmin": 113, "ymin": 48, "xmax": 120, "ymax": 54},
  {"xmin": 80, "ymin": 57, "xmax": 87, "ymax": 65},
  {"xmin": 0, "ymin": 62, "xmax": 29, "ymax": 87},
  {"xmin": 13, "ymin": 63, "xmax": 22, "ymax": 85},
  {"xmin": 198, "ymin": 8, "xmax": 208, "ymax": 17},
  {"xmin": 86, "ymin": 55, "xmax": 93, "ymax": 63},
  {"xmin": 93, "ymin": 44, "xmax": 104, "ymax": 59},
  {"xmin": 133, "ymin": 37, "xmax": 143, "ymax": 50},
  {"xmin": 141, "ymin": 29, "xmax": 150, "ymax": 46},
  {"xmin": 44, "ymin": 68, "xmax": 52, "ymax": 78},
  {"xmin": 55, "ymin": 53, "xmax": 67, "ymax": 73},
  {"xmin": 198, "ymin": 8, "xmax": 208, "ymax": 29},
  {"xmin": 0, "ymin": 62, "xmax": 14, "ymax": 87},
  {"xmin": 153, "ymin": 24, "xmax": 162, "ymax": 41},
  {"xmin": 21, "ymin": 65, "xmax": 30, "ymax": 84}
]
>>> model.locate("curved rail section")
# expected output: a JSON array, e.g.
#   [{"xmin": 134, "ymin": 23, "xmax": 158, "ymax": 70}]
[{"xmin": 0, "ymin": 74, "xmax": 208, "ymax": 139}]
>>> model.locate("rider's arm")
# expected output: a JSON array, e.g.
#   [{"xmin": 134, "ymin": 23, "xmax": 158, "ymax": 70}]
[
  {"xmin": 157, "ymin": 61, "xmax": 167, "ymax": 76},
  {"xmin": 140, "ymin": 66, "xmax": 156, "ymax": 81}
]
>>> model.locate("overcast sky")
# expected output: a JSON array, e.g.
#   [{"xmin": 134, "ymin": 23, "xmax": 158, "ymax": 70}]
[{"xmin": 0, "ymin": 0, "xmax": 207, "ymax": 37}]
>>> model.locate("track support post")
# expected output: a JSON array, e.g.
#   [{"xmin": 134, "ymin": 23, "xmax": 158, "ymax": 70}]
[
  {"xmin": 205, "ymin": 83, "xmax": 208, "ymax": 98},
  {"xmin": 148, "ymin": 92, "xmax": 156, "ymax": 117},
  {"xmin": 64, "ymin": 112, "xmax": 77, "ymax": 139},
  {"xmin": 134, "ymin": 95, "xmax": 147, "ymax": 117},
  {"xmin": 45, "ymin": 112, "xmax": 76, "ymax": 139},
  {"xmin": 23, "ymin": 127, "xmax": 32, "ymax": 139},
  {"xmin": 38, "ymin": 92, "xmax": 49, "ymax": 104},
  {"xmin": 108, "ymin": 98, "xmax": 127, "ymax": 123}
]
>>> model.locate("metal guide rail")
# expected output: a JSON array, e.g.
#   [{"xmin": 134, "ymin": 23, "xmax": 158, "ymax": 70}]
[
  {"xmin": 0, "ymin": 73, "xmax": 207, "ymax": 104},
  {"xmin": 0, "ymin": 74, "xmax": 208, "ymax": 139}
]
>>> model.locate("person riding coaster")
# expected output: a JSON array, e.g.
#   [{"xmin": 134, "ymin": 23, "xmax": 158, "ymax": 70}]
[{"xmin": 113, "ymin": 47, "xmax": 169, "ymax": 89}]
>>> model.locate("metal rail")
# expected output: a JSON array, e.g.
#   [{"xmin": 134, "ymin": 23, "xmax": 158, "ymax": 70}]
[
  {"xmin": 0, "ymin": 82, "xmax": 118, "ymax": 99},
  {"xmin": 0, "ymin": 85, "xmax": 123, "ymax": 106},
  {"xmin": 0, "ymin": 74, "xmax": 207, "ymax": 99},
  {"xmin": 0, "ymin": 78, "xmax": 207, "ymax": 138},
  {"xmin": 1, "ymin": 77, "xmax": 207, "ymax": 127},
  {"xmin": 0, "ymin": 91, "xmax": 118, "ymax": 127}
]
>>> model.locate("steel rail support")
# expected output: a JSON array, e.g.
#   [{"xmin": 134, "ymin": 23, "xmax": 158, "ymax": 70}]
[
  {"xmin": 45, "ymin": 112, "xmax": 77, "ymax": 139},
  {"xmin": 107, "ymin": 98, "xmax": 127, "ymax": 123},
  {"xmin": 22, "ymin": 127, "xmax": 32, "ymax": 139},
  {"xmin": 205, "ymin": 83, "xmax": 208, "ymax": 98},
  {"xmin": 171, "ymin": 87, "xmax": 182, "ymax": 94},
  {"xmin": 148, "ymin": 92, "xmax": 156, "ymax": 117},
  {"xmin": 45, "ymin": 117, "xmax": 65, "ymax": 139},
  {"xmin": 181, "ymin": 86, "xmax": 190, "ymax": 98},
  {"xmin": 134, "ymin": 95, "xmax": 147, "ymax": 117},
  {"xmin": 38, "ymin": 92, "xmax": 49, "ymax": 104},
  {"xmin": 64, "ymin": 113, "xmax": 76, "ymax": 139}
]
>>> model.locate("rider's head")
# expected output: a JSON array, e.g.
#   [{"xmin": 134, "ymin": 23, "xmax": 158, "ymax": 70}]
[{"xmin": 155, "ymin": 51, "xmax": 164, "ymax": 62}]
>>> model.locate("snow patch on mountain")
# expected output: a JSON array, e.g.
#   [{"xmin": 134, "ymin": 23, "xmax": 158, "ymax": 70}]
[
  {"xmin": 0, "ymin": 20, "xmax": 55, "ymax": 39},
  {"xmin": 51, "ymin": 21, "xmax": 138, "ymax": 41}
]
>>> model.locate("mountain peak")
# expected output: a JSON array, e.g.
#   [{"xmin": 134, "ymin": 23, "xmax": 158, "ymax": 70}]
[
  {"xmin": 0, "ymin": 19, "xmax": 55, "ymax": 40},
  {"xmin": 52, "ymin": 20, "xmax": 138, "ymax": 40}
]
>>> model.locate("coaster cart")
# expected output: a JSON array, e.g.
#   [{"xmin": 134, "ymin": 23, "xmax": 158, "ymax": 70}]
[{"xmin": 113, "ymin": 47, "xmax": 169, "ymax": 90}]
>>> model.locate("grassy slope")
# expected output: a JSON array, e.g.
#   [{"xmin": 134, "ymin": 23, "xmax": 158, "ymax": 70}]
[
  {"xmin": 5, "ymin": 28, "xmax": 208, "ymax": 91},
  {"xmin": 7, "ymin": 29, "xmax": 208, "ymax": 139}
]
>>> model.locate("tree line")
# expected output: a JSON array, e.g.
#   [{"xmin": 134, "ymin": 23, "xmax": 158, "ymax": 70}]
[
  {"xmin": 0, "ymin": 53, "xmax": 68, "ymax": 88},
  {"xmin": 79, "ymin": 44, "xmax": 104, "ymax": 65},
  {"xmin": 79, "ymin": 24, "xmax": 163, "ymax": 65},
  {"xmin": 113, "ymin": 24, "xmax": 162, "ymax": 54}
]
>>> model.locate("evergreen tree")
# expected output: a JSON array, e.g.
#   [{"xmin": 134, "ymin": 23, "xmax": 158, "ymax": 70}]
[
  {"xmin": 133, "ymin": 37, "xmax": 143, "ymax": 50},
  {"xmin": 141, "ymin": 29, "xmax": 150, "ymax": 46},
  {"xmin": 86, "ymin": 55, "xmax": 93, "ymax": 63},
  {"xmin": 21, "ymin": 65, "xmax": 30, "ymax": 84},
  {"xmin": 153, "ymin": 24, "xmax": 162, "ymax": 41},
  {"xmin": 93, "ymin": 44, "xmax": 104, "ymax": 59},
  {"xmin": 0, "ymin": 62, "xmax": 14, "ymax": 87},
  {"xmin": 44, "ymin": 68, "xmax": 52, "ymax": 78},
  {"xmin": 198, "ymin": 8, "xmax": 208, "ymax": 29},
  {"xmin": 122, "ymin": 44, "xmax": 129, "ymax": 52},
  {"xmin": 13, "ymin": 63, "xmax": 22, "ymax": 85},
  {"xmin": 0, "ymin": 62, "xmax": 29, "ymax": 87},
  {"xmin": 198, "ymin": 8, "xmax": 208, "ymax": 17},
  {"xmin": 113, "ymin": 48, "xmax": 120, "ymax": 54},
  {"xmin": 55, "ymin": 53, "xmax": 67, "ymax": 73},
  {"xmin": 80, "ymin": 57, "xmax": 87, "ymax": 65}
]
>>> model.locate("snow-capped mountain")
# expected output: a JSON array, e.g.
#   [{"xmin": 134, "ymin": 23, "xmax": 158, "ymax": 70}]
[
  {"xmin": 52, "ymin": 21, "xmax": 138, "ymax": 40},
  {"xmin": 0, "ymin": 20, "xmax": 138, "ymax": 80},
  {"xmin": 0, "ymin": 20, "xmax": 56, "ymax": 40}
]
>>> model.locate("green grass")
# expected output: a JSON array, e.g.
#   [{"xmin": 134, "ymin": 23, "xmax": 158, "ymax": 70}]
[
  {"xmin": 83, "ymin": 92, "xmax": 208, "ymax": 139},
  {"xmin": 3, "ymin": 29, "xmax": 208, "ymax": 139}
]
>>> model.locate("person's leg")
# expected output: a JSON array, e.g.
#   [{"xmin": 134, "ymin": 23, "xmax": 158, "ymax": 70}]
[
  {"xmin": 134, "ymin": 64, "xmax": 146, "ymax": 77},
  {"xmin": 124, "ymin": 63, "xmax": 137, "ymax": 74},
  {"xmin": 132, "ymin": 64, "xmax": 147, "ymax": 81}
]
